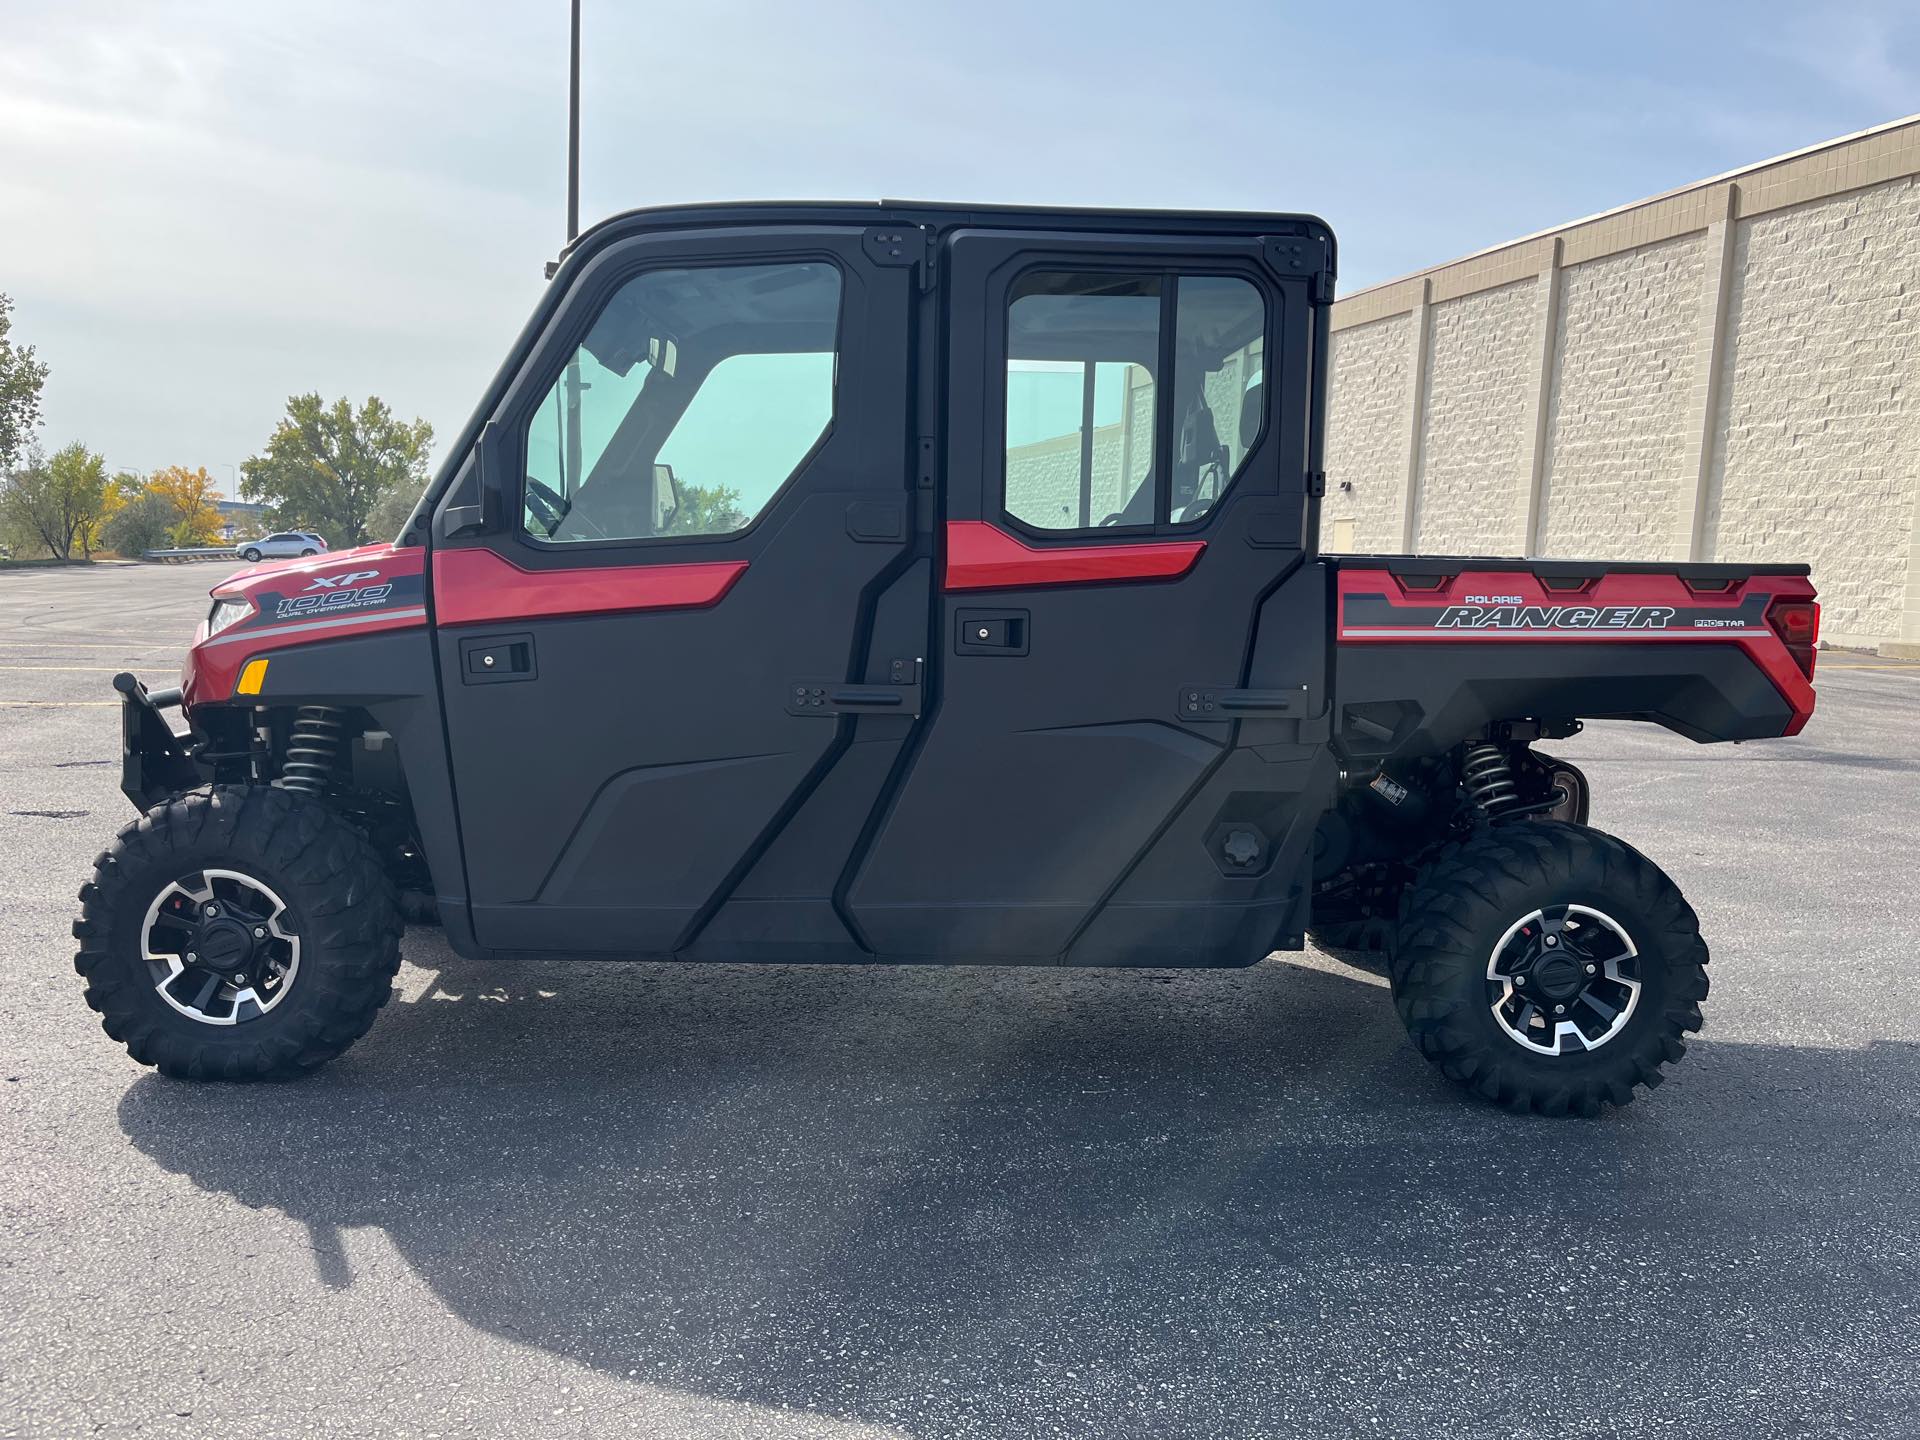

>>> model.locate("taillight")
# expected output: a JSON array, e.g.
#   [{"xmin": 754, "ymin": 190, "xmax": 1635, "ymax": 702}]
[{"xmin": 1767, "ymin": 598, "xmax": 1820, "ymax": 679}]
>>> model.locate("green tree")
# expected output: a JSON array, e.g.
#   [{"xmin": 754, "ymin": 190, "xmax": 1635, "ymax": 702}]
[
  {"xmin": 0, "ymin": 294, "xmax": 50, "ymax": 474},
  {"xmin": 101, "ymin": 490, "xmax": 177, "ymax": 557},
  {"xmin": 365, "ymin": 477, "xmax": 426, "ymax": 543},
  {"xmin": 240, "ymin": 394, "xmax": 433, "ymax": 548},
  {"xmin": 661, "ymin": 483, "xmax": 750, "ymax": 536},
  {"xmin": 0, "ymin": 442, "xmax": 109, "ymax": 560}
]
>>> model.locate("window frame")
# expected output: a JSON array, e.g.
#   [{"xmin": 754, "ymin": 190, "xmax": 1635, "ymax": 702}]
[
  {"xmin": 996, "ymin": 261, "xmax": 1274, "ymax": 543},
  {"xmin": 508, "ymin": 251, "xmax": 849, "ymax": 557}
]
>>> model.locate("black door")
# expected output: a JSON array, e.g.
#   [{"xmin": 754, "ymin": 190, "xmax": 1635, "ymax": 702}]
[
  {"xmin": 433, "ymin": 225, "xmax": 925, "ymax": 955},
  {"xmin": 847, "ymin": 226, "xmax": 1322, "ymax": 962}
]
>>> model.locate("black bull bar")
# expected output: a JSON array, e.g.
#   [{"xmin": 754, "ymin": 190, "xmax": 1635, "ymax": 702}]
[{"xmin": 112, "ymin": 672, "xmax": 200, "ymax": 810}]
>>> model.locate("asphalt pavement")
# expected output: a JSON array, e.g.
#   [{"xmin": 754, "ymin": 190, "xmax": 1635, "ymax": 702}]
[{"xmin": 2, "ymin": 560, "xmax": 1918, "ymax": 1439}]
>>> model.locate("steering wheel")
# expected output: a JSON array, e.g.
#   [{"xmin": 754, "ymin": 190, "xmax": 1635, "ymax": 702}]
[
  {"xmin": 524, "ymin": 478, "xmax": 610, "ymax": 541},
  {"xmin": 524, "ymin": 478, "xmax": 568, "ymax": 536}
]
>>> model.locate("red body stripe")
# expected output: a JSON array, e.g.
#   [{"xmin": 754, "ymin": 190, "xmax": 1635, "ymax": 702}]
[
  {"xmin": 1335, "ymin": 567, "xmax": 1818, "ymax": 736},
  {"xmin": 432, "ymin": 547, "xmax": 748, "ymax": 626},
  {"xmin": 943, "ymin": 520, "xmax": 1204, "ymax": 590}
]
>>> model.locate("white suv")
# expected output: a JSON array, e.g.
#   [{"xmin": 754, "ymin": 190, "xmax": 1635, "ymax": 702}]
[{"xmin": 236, "ymin": 532, "xmax": 328, "ymax": 562}]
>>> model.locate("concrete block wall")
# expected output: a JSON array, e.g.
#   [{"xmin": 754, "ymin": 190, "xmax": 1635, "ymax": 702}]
[
  {"xmin": 1540, "ymin": 236, "xmax": 1704, "ymax": 560},
  {"xmin": 1414, "ymin": 278, "xmax": 1539, "ymax": 555},
  {"xmin": 1321, "ymin": 313, "xmax": 1412, "ymax": 546},
  {"xmin": 1706, "ymin": 177, "xmax": 1920, "ymax": 645},
  {"xmin": 1324, "ymin": 114, "xmax": 1920, "ymax": 653}
]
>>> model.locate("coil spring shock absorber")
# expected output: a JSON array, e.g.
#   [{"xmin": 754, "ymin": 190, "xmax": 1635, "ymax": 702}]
[
  {"xmin": 1461, "ymin": 740, "xmax": 1519, "ymax": 817},
  {"xmin": 277, "ymin": 706, "xmax": 344, "ymax": 796}
]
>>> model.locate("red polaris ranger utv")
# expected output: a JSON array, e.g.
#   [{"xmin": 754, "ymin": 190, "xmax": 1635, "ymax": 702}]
[{"xmin": 77, "ymin": 202, "xmax": 1820, "ymax": 1113}]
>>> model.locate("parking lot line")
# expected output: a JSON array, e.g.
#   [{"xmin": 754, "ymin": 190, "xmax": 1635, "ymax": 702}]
[
  {"xmin": 0, "ymin": 641, "xmax": 187, "ymax": 650},
  {"xmin": 0, "ymin": 664, "xmax": 139, "ymax": 673}
]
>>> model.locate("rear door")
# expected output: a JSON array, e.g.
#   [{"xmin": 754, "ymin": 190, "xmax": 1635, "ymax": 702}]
[
  {"xmin": 847, "ymin": 225, "xmax": 1323, "ymax": 961},
  {"xmin": 432, "ymin": 224, "xmax": 924, "ymax": 954}
]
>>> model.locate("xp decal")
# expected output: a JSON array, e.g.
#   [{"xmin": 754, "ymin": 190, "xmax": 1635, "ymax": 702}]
[{"xmin": 275, "ymin": 570, "xmax": 395, "ymax": 620}]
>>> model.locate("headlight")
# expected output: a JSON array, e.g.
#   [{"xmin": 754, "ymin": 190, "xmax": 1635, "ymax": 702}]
[{"xmin": 207, "ymin": 598, "xmax": 253, "ymax": 637}]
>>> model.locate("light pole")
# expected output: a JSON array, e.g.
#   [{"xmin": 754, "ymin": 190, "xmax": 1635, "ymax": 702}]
[
  {"xmin": 562, "ymin": 0, "xmax": 584, "ymax": 499},
  {"xmin": 568, "ymin": 0, "xmax": 581, "ymax": 245}
]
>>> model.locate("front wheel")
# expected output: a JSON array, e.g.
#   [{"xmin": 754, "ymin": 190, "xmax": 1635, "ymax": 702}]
[
  {"xmin": 73, "ymin": 786, "xmax": 403, "ymax": 1080},
  {"xmin": 241, "ymin": 547, "xmax": 261, "ymax": 562},
  {"xmin": 1389, "ymin": 822, "xmax": 1708, "ymax": 1115}
]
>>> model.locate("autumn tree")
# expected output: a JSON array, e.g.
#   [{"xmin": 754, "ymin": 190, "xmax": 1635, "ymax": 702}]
[
  {"xmin": 241, "ymin": 395, "xmax": 433, "ymax": 547},
  {"xmin": 0, "ymin": 294, "xmax": 50, "ymax": 474},
  {"xmin": 0, "ymin": 442, "xmax": 109, "ymax": 560},
  {"xmin": 144, "ymin": 465, "xmax": 224, "ymax": 547}
]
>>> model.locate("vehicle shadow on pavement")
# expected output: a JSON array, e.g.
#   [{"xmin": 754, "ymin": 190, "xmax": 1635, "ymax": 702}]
[{"xmin": 116, "ymin": 946, "xmax": 1920, "ymax": 1437}]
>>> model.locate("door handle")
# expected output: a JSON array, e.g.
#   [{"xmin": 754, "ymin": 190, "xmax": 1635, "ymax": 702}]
[
  {"xmin": 956, "ymin": 609, "xmax": 1029, "ymax": 655},
  {"xmin": 459, "ymin": 633, "xmax": 537, "ymax": 684},
  {"xmin": 787, "ymin": 677, "xmax": 922, "ymax": 718},
  {"xmin": 1175, "ymin": 684, "xmax": 1309, "ymax": 720}
]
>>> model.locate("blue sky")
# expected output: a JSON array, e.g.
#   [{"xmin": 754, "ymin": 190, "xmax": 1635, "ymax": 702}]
[{"xmin": 1, "ymin": 0, "xmax": 1915, "ymax": 485}]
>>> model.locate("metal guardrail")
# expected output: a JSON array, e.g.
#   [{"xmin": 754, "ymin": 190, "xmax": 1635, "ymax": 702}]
[{"xmin": 141, "ymin": 547, "xmax": 239, "ymax": 563}]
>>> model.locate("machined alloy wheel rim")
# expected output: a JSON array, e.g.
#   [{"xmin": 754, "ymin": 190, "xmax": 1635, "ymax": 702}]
[
  {"xmin": 1486, "ymin": 904, "xmax": 1641, "ymax": 1056},
  {"xmin": 140, "ymin": 869, "xmax": 301, "ymax": 1026}
]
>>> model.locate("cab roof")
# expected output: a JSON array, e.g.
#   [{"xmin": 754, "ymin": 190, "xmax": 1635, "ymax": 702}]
[{"xmin": 564, "ymin": 199, "xmax": 1334, "ymax": 266}]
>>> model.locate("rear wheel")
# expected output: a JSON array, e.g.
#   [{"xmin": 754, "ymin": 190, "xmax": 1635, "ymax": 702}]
[
  {"xmin": 299, "ymin": 547, "xmax": 316, "ymax": 556},
  {"xmin": 1389, "ymin": 821, "xmax": 1708, "ymax": 1115},
  {"xmin": 1308, "ymin": 916, "xmax": 1393, "ymax": 975},
  {"xmin": 74, "ymin": 786, "xmax": 403, "ymax": 1080}
]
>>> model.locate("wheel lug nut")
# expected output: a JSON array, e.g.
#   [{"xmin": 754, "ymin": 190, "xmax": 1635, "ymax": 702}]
[
  {"xmin": 1554, "ymin": 1004, "xmax": 1566, "ymax": 1014},
  {"xmin": 254, "ymin": 928, "xmax": 266, "ymax": 939},
  {"xmin": 185, "ymin": 951, "xmax": 197, "ymax": 963},
  {"xmin": 204, "ymin": 905, "xmax": 218, "ymax": 917},
  {"xmin": 1514, "ymin": 975, "xmax": 1526, "ymax": 986},
  {"xmin": 1544, "ymin": 934, "xmax": 1558, "ymax": 947},
  {"xmin": 1585, "ymin": 964, "xmax": 1596, "ymax": 974}
]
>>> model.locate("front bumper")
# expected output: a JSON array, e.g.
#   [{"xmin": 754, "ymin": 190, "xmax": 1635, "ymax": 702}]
[{"xmin": 113, "ymin": 672, "xmax": 200, "ymax": 810}]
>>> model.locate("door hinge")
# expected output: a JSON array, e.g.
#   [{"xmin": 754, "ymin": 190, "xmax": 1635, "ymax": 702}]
[
  {"xmin": 1262, "ymin": 232, "xmax": 1337, "ymax": 304},
  {"xmin": 864, "ymin": 225, "xmax": 935, "ymax": 286}
]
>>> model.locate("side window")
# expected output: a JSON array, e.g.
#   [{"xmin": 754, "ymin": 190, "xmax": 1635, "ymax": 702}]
[
  {"xmin": 1172, "ymin": 276, "xmax": 1265, "ymax": 524},
  {"xmin": 1001, "ymin": 270, "xmax": 1266, "ymax": 533},
  {"xmin": 523, "ymin": 262, "xmax": 841, "ymax": 544},
  {"xmin": 1005, "ymin": 273, "xmax": 1159, "ymax": 531}
]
